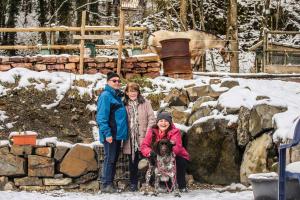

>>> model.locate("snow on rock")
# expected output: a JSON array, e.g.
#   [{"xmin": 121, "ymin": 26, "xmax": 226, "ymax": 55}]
[
  {"xmin": 217, "ymin": 86, "xmax": 257, "ymax": 110},
  {"xmin": 86, "ymin": 104, "xmax": 97, "ymax": 112},
  {"xmin": 286, "ymin": 161, "xmax": 300, "ymax": 173},
  {"xmin": 193, "ymin": 113, "xmax": 239, "ymax": 127},
  {"xmin": 237, "ymin": 78, "xmax": 300, "ymax": 142},
  {"xmin": 0, "ymin": 140, "xmax": 9, "ymax": 147},
  {"xmin": 0, "ymin": 111, "xmax": 8, "ymax": 121},
  {"xmin": 216, "ymin": 183, "xmax": 250, "ymax": 193},
  {"xmin": 9, "ymin": 131, "xmax": 38, "ymax": 138},
  {"xmin": 248, "ymin": 172, "xmax": 278, "ymax": 180}
]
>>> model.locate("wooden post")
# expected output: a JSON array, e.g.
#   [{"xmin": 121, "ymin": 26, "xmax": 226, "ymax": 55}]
[
  {"xmin": 50, "ymin": 31, "xmax": 55, "ymax": 54},
  {"xmin": 79, "ymin": 11, "xmax": 86, "ymax": 74},
  {"xmin": 262, "ymin": 30, "xmax": 268, "ymax": 72},
  {"xmin": 142, "ymin": 29, "xmax": 147, "ymax": 49},
  {"xmin": 228, "ymin": 0, "xmax": 239, "ymax": 73},
  {"xmin": 117, "ymin": 9, "xmax": 125, "ymax": 76}
]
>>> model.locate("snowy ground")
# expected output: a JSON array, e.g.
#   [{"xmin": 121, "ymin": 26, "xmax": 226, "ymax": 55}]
[{"xmin": 0, "ymin": 190, "xmax": 254, "ymax": 200}]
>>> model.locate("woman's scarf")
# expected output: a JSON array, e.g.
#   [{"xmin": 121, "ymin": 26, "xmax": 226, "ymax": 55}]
[{"xmin": 128, "ymin": 99, "xmax": 139, "ymax": 161}]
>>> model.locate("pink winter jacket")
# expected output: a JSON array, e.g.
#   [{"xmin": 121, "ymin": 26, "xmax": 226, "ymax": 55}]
[{"xmin": 140, "ymin": 124, "xmax": 190, "ymax": 160}]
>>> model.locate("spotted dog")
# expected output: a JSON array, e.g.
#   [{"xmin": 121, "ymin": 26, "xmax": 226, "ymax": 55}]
[{"xmin": 141, "ymin": 139, "xmax": 180, "ymax": 197}]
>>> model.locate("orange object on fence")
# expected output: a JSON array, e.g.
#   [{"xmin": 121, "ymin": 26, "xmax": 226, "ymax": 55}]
[{"xmin": 11, "ymin": 135, "xmax": 36, "ymax": 145}]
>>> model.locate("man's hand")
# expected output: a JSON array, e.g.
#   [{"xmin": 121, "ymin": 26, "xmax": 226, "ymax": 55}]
[{"xmin": 106, "ymin": 136, "xmax": 113, "ymax": 143}]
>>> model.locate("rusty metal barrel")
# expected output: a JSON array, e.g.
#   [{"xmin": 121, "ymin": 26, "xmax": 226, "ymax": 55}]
[{"xmin": 160, "ymin": 38, "xmax": 192, "ymax": 76}]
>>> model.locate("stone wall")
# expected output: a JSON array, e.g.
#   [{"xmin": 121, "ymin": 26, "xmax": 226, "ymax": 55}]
[
  {"xmin": 0, "ymin": 55, "xmax": 161, "ymax": 79},
  {"xmin": 0, "ymin": 143, "xmax": 128, "ymax": 192}
]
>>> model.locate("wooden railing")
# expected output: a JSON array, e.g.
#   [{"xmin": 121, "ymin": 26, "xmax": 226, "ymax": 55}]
[
  {"xmin": 262, "ymin": 30, "xmax": 300, "ymax": 72},
  {"xmin": 0, "ymin": 11, "xmax": 148, "ymax": 74}
]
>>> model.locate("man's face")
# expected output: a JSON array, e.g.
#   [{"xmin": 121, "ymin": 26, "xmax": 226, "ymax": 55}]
[{"xmin": 107, "ymin": 77, "xmax": 121, "ymax": 90}]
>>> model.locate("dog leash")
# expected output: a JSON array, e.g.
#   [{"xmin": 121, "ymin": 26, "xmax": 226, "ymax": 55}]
[{"xmin": 156, "ymin": 155, "xmax": 177, "ymax": 193}]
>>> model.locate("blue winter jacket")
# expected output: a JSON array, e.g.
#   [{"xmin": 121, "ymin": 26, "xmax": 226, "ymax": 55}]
[{"xmin": 96, "ymin": 85, "xmax": 128, "ymax": 143}]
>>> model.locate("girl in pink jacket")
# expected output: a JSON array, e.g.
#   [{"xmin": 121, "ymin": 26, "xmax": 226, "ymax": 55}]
[{"xmin": 141, "ymin": 112, "xmax": 190, "ymax": 192}]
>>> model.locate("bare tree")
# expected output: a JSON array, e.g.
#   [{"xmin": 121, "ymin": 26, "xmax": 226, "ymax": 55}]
[
  {"xmin": 227, "ymin": 0, "xmax": 239, "ymax": 73},
  {"xmin": 180, "ymin": 0, "xmax": 188, "ymax": 30}
]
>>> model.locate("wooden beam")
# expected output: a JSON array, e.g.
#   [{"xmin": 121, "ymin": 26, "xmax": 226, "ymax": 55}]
[
  {"xmin": 266, "ymin": 49, "xmax": 300, "ymax": 52},
  {"xmin": 95, "ymin": 44, "xmax": 144, "ymax": 49},
  {"xmin": 267, "ymin": 30, "xmax": 300, "ymax": 35},
  {"xmin": 0, "ymin": 26, "xmax": 147, "ymax": 33},
  {"xmin": 0, "ymin": 45, "xmax": 79, "ymax": 50},
  {"xmin": 73, "ymin": 34, "xmax": 120, "ymax": 40},
  {"xmin": 79, "ymin": 11, "xmax": 86, "ymax": 75}
]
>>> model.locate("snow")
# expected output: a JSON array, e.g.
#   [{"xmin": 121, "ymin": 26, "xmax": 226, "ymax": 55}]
[
  {"xmin": 0, "ymin": 111, "xmax": 8, "ymax": 121},
  {"xmin": 0, "ymin": 140, "xmax": 9, "ymax": 147},
  {"xmin": 218, "ymin": 86, "xmax": 257, "ymax": 110},
  {"xmin": 192, "ymin": 113, "xmax": 239, "ymax": 127},
  {"xmin": 0, "ymin": 190, "xmax": 254, "ymax": 200},
  {"xmin": 237, "ymin": 78, "xmax": 300, "ymax": 141},
  {"xmin": 9, "ymin": 131, "xmax": 38, "ymax": 138},
  {"xmin": 248, "ymin": 172, "xmax": 278, "ymax": 180},
  {"xmin": 286, "ymin": 161, "xmax": 300, "ymax": 173},
  {"xmin": 174, "ymin": 123, "xmax": 190, "ymax": 133}
]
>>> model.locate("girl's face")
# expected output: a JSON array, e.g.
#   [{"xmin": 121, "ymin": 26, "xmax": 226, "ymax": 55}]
[
  {"xmin": 126, "ymin": 89, "xmax": 138, "ymax": 101},
  {"xmin": 157, "ymin": 119, "xmax": 170, "ymax": 132}
]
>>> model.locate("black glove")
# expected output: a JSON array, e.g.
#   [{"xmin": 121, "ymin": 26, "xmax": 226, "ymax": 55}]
[
  {"xmin": 150, "ymin": 151, "xmax": 156, "ymax": 158},
  {"xmin": 149, "ymin": 151, "xmax": 156, "ymax": 166}
]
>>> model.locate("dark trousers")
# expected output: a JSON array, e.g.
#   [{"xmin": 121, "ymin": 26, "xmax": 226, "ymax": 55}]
[
  {"xmin": 176, "ymin": 156, "xmax": 188, "ymax": 189},
  {"xmin": 129, "ymin": 151, "xmax": 140, "ymax": 186},
  {"xmin": 102, "ymin": 140, "xmax": 121, "ymax": 187}
]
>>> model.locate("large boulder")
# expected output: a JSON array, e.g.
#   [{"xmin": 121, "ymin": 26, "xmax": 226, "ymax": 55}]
[
  {"xmin": 188, "ymin": 117, "xmax": 241, "ymax": 185},
  {"xmin": 191, "ymin": 96, "xmax": 216, "ymax": 113},
  {"xmin": 28, "ymin": 155, "xmax": 55, "ymax": 177},
  {"xmin": 0, "ymin": 147, "xmax": 26, "ymax": 176},
  {"xmin": 240, "ymin": 133, "xmax": 273, "ymax": 185},
  {"xmin": 237, "ymin": 107, "xmax": 251, "ymax": 147},
  {"xmin": 164, "ymin": 88, "xmax": 189, "ymax": 107},
  {"xmin": 220, "ymin": 80, "xmax": 240, "ymax": 89},
  {"xmin": 249, "ymin": 103, "xmax": 287, "ymax": 137},
  {"xmin": 186, "ymin": 85, "xmax": 211, "ymax": 102},
  {"xmin": 169, "ymin": 107, "xmax": 190, "ymax": 125},
  {"xmin": 59, "ymin": 144, "xmax": 97, "ymax": 177},
  {"xmin": 187, "ymin": 106, "xmax": 212, "ymax": 126}
]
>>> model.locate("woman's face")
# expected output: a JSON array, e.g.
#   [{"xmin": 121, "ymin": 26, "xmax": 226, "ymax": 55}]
[
  {"xmin": 126, "ymin": 89, "xmax": 138, "ymax": 101},
  {"xmin": 157, "ymin": 119, "xmax": 170, "ymax": 132}
]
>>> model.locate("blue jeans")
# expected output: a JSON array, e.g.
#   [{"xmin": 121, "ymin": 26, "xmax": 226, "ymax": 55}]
[{"xmin": 101, "ymin": 140, "xmax": 121, "ymax": 187}]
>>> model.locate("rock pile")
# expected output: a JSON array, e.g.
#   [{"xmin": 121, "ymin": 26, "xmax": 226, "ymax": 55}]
[{"xmin": 0, "ymin": 142, "xmax": 128, "ymax": 192}]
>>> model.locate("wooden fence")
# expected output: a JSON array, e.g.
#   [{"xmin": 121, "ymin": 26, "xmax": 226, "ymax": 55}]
[
  {"xmin": 262, "ymin": 30, "xmax": 300, "ymax": 73},
  {"xmin": 0, "ymin": 11, "xmax": 148, "ymax": 74}
]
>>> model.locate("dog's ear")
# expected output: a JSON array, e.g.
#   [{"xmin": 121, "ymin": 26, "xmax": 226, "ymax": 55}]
[{"xmin": 152, "ymin": 141, "xmax": 159, "ymax": 155}]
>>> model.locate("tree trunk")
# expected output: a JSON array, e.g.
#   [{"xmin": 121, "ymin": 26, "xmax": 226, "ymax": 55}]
[
  {"xmin": 5, "ymin": 0, "xmax": 21, "ymax": 55},
  {"xmin": 180, "ymin": 0, "xmax": 188, "ymax": 31},
  {"xmin": 228, "ymin": 0, "xmax": 239, "ymax": 73},
  {"xmin": 38, "ymin": 0, "xmax": 48, "ymax": 44}
]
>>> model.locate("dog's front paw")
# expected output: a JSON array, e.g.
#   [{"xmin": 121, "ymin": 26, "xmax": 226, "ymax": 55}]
[{"xmin": 174, "ymin": 191, "xmax": 181, "ymax": 197}]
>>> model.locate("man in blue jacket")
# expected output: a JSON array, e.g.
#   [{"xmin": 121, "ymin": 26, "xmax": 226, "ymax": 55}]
[{"xmin": 96, "ymin": 71, "xmax": 128, "ymax": 193}]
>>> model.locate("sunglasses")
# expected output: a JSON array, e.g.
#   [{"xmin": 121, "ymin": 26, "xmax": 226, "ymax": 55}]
[{"xmin": 110, "ymin": 79, "xmax": 121, "ymax": 83}]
